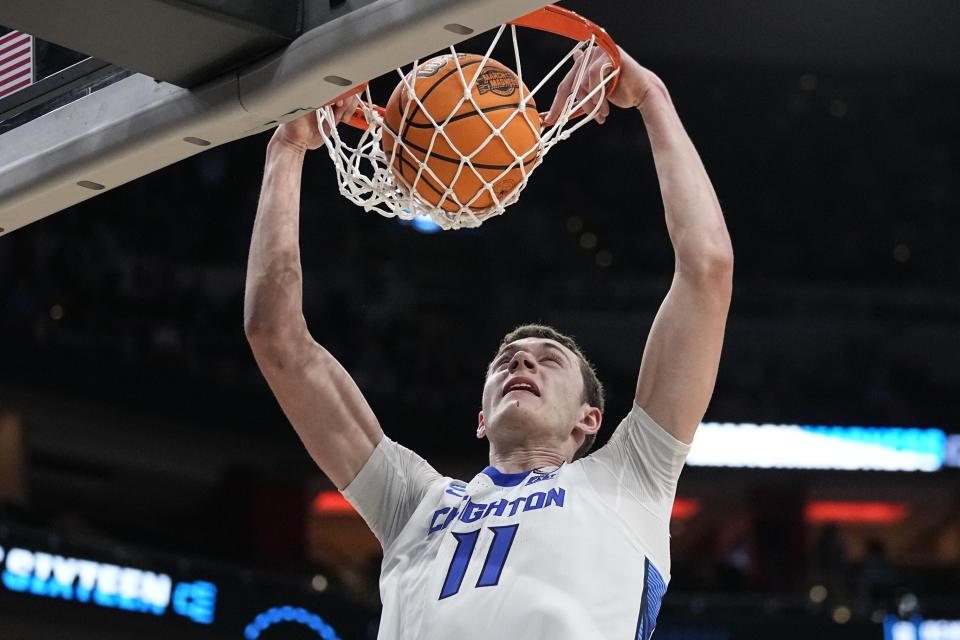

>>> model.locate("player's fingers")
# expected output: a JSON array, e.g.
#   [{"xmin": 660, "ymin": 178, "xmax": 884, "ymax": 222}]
[
  {"xmin": 584, "ymin": 97, "xmax": 602, "ymax": 122},
  {"xmin": 546, "ymin": 47, "xmax": 593, "ymax": 125},
  {"xmin": 574, "ymin": 80, "xmax": 602, "ymax": 122},
  {"xmin": 315, "ymin": 110, "xmax": 333, "ymax": 142},
  {"xmin": 546, "ymin": 68, "xmax": 576, "ymax": 125},
  {"xmin": 589, "ymin": 61, "xmax": 611, "ymax": 123},
  {"xmin": 331, "ymin": 99, "xmax": 347, "ymax": 123},
  {"xmin": 596, "ymin": 99, "xmax": 610, "ymax": 125},
  {"xmin": 336, "ymin": 95, "xmax": 362, "ymax": 124}
]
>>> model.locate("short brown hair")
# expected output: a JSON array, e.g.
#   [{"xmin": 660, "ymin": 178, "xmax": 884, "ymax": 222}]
[{"xmin": 492, "ymin": 324, "xmax": 605, "ymax": 460}]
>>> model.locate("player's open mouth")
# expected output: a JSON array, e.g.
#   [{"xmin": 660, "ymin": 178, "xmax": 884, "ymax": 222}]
[{"xmin": 502, "ymin": 378, "xmax": 540, "ymax": 397}]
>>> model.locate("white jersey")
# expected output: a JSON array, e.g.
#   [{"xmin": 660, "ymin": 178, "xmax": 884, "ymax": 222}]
[{"xmin": 342, "ymin": 403, "xmax": 690, "ymax": 640}]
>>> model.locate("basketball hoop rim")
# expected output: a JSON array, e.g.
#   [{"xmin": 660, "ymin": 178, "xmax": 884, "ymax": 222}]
[{"xmin": 326, "ymin": 4, "xmax": 621, "ymax": 130}]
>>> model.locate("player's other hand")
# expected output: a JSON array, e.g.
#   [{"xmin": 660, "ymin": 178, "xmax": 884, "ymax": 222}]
[
  {"xmin": 545, "ymin": 46, "xmax": 666, "ymax": 125},
  {"xmin": 273, "ymin": 93, "xmax": 361, "ymax": 152}
]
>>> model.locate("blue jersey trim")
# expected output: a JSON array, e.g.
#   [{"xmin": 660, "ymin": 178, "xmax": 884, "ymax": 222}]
[
  {"xmin": 481, "ymin": 466, "xmax": 532, "ymax": 487},
  {"xmin": 634, "ymin": 558, "xmax": 667, "ymax": 640}
]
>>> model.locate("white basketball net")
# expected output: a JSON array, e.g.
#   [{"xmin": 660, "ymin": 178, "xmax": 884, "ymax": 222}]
[{"xmin": 317, "ymin": 23, "xmax": 618, "ymax": 230}]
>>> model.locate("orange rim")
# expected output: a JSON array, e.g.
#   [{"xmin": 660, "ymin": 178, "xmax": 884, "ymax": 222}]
[{"xmin": 326, "ymin": 4, "xmax": 619, "ymax": 130}]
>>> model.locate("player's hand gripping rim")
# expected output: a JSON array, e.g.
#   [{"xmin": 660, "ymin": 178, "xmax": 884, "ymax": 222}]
[
  {"xmin": 546, "ymin": 45, "xmax": 616, "ymax": 126},
  {"xmin": 546, "ymin": 45, "xmax": 664, "ymax": 126},
  {"xmin": 273, "ymin": 95, "xmax": 361, "ymax": 152}
]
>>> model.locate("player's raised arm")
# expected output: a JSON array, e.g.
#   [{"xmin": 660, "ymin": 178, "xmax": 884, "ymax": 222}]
[
  {"xmin": 244, "ymin": 102, "xmax": 383, "ymax": 489},
  {"xmin": 550, "ymin": 49, "xmax": 733, "ymax": 444},
  {"xmin": 623, "ymin": 52, "xmax": 733, "ymax": 444}
]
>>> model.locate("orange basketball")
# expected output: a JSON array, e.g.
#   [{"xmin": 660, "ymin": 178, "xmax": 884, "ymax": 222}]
[{"xmin": 382, "ymin": 53, "xmax": 541, "ymax": 212}]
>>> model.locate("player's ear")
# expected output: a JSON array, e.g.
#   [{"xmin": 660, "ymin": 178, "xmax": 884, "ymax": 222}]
[
  {"xmin": 477, "ymin": 411, "xmax": 487, "ymax": 439},
  {"xmin": 576, "ymin": 405, "xmax": 602, "ymax": 436}
]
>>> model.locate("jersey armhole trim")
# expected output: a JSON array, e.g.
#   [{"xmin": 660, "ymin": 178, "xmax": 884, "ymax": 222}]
[{"xmin": 632, "ymin": 402, "xmax": 694, "ymax": 454}]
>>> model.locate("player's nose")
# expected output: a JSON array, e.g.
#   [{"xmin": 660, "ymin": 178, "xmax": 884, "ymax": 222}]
[{"xmin": 509, "ymin": 351, "xmax": 537, "ymax": 372}]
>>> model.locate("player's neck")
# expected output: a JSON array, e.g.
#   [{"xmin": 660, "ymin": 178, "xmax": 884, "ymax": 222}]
[{"xmin": 488, "ymin": 445, "xmax": 568, "ymax": 474}]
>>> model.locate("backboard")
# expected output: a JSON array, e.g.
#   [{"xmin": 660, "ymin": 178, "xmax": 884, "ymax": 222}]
[{"xmin": 0, "ymin": 0, "xmax": 553, "ymax": 237}]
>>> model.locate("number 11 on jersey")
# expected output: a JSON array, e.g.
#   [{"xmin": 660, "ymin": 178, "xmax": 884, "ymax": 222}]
[{"xmin": 439, "ymin": 524, "xmax": 519, "ymax": 599}]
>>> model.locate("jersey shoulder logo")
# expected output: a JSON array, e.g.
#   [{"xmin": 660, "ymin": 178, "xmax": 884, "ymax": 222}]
[
  {"xmin": 525, "ymin": 471, "xmax": 557, "ymax": 485},
  {"xmin": 445, "ymin": 481, "xmax": 467, "ymax": 498}
]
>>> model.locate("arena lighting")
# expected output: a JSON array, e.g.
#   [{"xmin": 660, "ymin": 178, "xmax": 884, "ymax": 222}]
[
  {"xmin": 244, "ymin": 606, "xmax": 342, "ymax": 640},
  {"xmin": 0, "ymin": 545, "xmax": 217, "ymax": 624},
  {"xmin": 397, "ymin": 214, "xmax": 442, "ymax": 233},
  {"xmin": 312, "ymin": 491, "xmax": 356, "ymax": 515},
  {"xmin": 687, "ymin": 422, "xmax": 947, "ymax": 471},
  {"xmin": 804, "ymin": 501, "xmax": 910, "ymax": 525},
  {"xmin": 671, "ymin": 498, "xmax": 701, "ymax": 520},
  {"xmin": 946, "ymin": 435, "xmax": 960, "ymax": 468},
  {"xmin": 884, "ymin": 615, "xmax": 960, "ymax": 640}
]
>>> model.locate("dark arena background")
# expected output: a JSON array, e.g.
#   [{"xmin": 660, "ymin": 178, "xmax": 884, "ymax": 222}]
[{"xmin": 1, "ymin": 1, "xmax": 959, "ymax": 639}]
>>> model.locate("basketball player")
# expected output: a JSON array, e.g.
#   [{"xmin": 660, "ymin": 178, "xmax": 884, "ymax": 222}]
[{"xmin": 244, "ymin": 45, "xmax": 732, "ymax": 639}]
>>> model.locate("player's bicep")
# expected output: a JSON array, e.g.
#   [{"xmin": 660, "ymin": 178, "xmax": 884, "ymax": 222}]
[
  {"xmin": 635, "ymin": 266, "xmax": 731, "ymax": 444},
  {"xmin": 252, "ymin": 339, "xmax": 383, "ymax": 489}
]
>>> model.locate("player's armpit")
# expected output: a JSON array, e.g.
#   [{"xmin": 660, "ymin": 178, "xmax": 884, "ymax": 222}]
[
  {"xmin": 249, "ymin": 333, "xmax": 384, "ymax": 490},
  {"xmin": 634, "ymin": 259, "xmax": 732, "ymax": 445}
]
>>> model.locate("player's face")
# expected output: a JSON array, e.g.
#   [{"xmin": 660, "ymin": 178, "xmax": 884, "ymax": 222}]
[{"xmin": 479, "ymin": 337, "xmax": 589, "ymax": 445}]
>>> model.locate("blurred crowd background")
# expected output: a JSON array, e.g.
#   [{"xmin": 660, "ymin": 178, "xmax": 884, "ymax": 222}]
[{"xmin": 1, "ymin": 1, "xmax": 959, "ymax": 639}]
